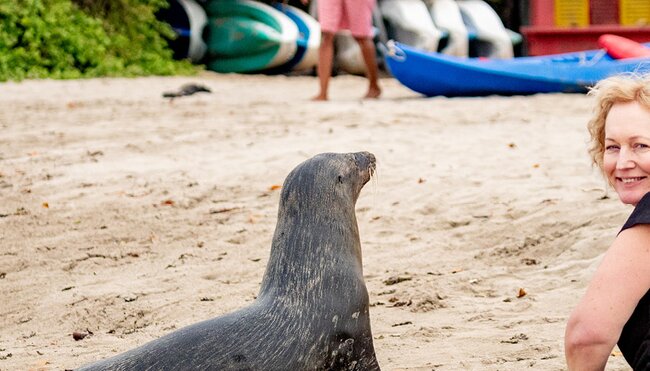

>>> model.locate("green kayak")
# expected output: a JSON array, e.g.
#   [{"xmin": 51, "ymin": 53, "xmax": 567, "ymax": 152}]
[{"xmin": 205, "ymin": 0, "xmax": 298, "ymax": 73}]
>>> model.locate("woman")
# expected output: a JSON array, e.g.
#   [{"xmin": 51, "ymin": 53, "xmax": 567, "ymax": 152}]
[{"xmin": 565, "ymin": 73, "xmax": 650, "ymax": 370}]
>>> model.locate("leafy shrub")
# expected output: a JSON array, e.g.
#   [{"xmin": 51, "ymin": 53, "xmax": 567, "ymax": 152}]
[{"xmin": 0, "ymin": 0, "xmax": 197, "ymax": 81}]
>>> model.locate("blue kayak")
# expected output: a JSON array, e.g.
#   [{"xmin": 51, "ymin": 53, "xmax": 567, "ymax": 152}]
[{"xmin": 384, "ymin": 41, "xmax": 650, "ymax": 97}]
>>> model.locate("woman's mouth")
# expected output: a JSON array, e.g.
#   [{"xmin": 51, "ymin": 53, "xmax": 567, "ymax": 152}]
[{"xmin": 618, "ymin": 176, "xmax": 647, "ymax": 184}]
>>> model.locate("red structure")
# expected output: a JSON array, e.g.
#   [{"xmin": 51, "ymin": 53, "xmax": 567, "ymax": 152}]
[{"xmin": 521, "ymin": 0, "xmax": 650, "ymax": 55}]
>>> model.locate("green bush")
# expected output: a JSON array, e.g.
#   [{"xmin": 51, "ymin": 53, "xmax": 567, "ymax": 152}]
[{"xmin": 0, "ymin": 0, "xmax": 197, "ymax": 81}]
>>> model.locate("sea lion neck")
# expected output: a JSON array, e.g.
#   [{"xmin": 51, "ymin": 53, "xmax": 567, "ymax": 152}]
[{"xmin": 257, "ymin": 202, "xmax": 363, "ymax": 298}]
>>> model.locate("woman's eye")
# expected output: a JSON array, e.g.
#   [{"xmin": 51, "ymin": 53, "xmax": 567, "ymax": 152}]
[
  {"xmin": 605, "ymin": 145, "xmax": 619, "ymax": 152},
  {"xmin": 635, "ymin": 143, "xmax": 649, "ymax": 149}
]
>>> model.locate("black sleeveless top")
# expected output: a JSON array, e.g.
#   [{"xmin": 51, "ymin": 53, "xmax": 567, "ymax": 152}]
[{"xmin": 618, "ymin": 192, "xmax": 650, "ymax": 370}]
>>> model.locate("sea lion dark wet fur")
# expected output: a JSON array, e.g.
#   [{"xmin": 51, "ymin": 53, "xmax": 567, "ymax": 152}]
[{"xmin": 78, "ymin": 151, "xmax": 380, "ymax": 371}]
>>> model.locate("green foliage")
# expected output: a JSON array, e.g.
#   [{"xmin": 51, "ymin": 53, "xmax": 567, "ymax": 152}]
[{"xmin": 0, "ymin": 0, "xmax": 197, "ymax": 81}]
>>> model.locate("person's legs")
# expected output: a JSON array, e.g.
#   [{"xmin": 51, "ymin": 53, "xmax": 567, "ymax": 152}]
[
  {"xmin": 355, "ymin": 36, "xmax": 381, "ymax": 99},
  {"xmin": 313, "ymin": 32, "xmax": 335, "ymax": 101},
  {"xmin": 345, "ymin": 0, "xmax": 380, "ymax": 99}
]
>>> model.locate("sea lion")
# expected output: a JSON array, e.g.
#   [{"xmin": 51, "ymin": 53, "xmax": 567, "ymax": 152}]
[{"xmin": 78, "ymin": 151, "xmax": 380, "ymax": 371}]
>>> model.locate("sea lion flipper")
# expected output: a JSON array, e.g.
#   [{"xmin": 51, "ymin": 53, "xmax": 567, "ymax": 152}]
[{"xmin": 326, "ymin": 331, "xmax": 380, "ymax": 371}]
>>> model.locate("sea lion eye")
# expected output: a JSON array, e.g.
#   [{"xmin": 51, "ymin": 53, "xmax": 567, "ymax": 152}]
[{"xmin": 338, "ymin": 175, "xmax": 343, "ymax": 184}]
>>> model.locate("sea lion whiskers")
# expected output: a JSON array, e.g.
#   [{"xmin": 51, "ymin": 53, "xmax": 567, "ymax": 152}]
[
  {"xmin": 368, "ymin": 158, "xmax": 379, "ymax": 199},
  {"xmin": 349, "ymin": 151, "xmax": 377, "ymax": 206}
]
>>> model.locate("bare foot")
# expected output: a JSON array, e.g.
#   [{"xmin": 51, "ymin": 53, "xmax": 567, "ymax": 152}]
[
  {"xmin": 311, "ymin": 92, "xmax": 328, "ymax": 101},
  {"xmin": 364, "ymin": 86, "xmax": 381, "ymax": 99}
]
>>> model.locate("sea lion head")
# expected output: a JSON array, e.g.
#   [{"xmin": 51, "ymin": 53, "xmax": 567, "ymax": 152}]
[{"xmin": 279, "ymin": 151, "xmax": 376, "ymax": 212}]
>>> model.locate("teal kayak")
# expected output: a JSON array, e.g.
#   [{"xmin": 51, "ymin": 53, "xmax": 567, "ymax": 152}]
[{"xmin": 205, "ymin": 0, "xmax": 298, "ymax": 73}]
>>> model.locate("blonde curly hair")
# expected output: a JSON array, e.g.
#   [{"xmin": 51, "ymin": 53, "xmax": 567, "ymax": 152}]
[{"xmin": 587, "ymin": 73, "xmax": 650, "ymax": 174}]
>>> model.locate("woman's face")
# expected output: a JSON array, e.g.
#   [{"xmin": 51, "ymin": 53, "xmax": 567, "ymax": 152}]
[{"xmin": 604, "ymin": 101, "xmax": 650, "ymax": 205}]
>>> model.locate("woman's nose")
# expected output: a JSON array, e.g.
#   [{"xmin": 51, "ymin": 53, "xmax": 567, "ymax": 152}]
[{"xmin": 617, "ymin": 148, "xmax": 636, "ymax": 169}]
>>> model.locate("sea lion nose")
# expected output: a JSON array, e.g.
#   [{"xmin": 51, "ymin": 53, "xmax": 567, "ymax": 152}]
[
  {"xmin": 355, "ymin": 151, "xmax": 376, "ymax": 168},
  {"xmin": 366, "ymin": 152, "xmax": 376, "ymax": 165}
]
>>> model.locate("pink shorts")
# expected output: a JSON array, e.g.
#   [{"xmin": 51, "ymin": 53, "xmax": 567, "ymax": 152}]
[{"xmin": 317, "ymin": 0, "xmax": 376, "ymax": 38}]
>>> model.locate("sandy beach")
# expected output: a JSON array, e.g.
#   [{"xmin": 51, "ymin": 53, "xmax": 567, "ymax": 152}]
[{"xmin": 0, "ymin": 72, "xmax": 633, "ymax": 370}]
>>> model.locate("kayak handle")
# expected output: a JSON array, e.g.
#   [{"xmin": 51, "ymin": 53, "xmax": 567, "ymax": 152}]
[{"xmin": 384, "ymin": 40, "xmax": 406, "ymax": 62}]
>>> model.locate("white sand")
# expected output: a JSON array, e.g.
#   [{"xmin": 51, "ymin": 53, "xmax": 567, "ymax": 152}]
[{"xmin": 0, "ymin": 73, "xmax": 633, "ymax": 370}]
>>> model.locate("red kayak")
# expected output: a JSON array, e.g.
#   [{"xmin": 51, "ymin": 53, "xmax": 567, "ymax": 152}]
[{"xmin": 598, "ymin": 34, "xmax": 650, "ymax": 60}]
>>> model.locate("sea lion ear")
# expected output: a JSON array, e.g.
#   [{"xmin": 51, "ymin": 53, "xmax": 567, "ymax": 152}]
[{"xmin": 338, "ymin": 175, "xmax": 344, "ymax": 184}]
